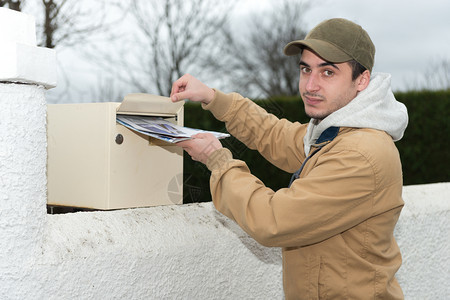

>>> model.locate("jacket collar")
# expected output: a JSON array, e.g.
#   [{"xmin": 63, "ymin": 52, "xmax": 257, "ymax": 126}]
[
  {"xmin": 288, "ymin": 126, "xmax": 340, "ymax": 188},
  {"xmin": 313, "ymin": 126, "xmax": 340, "ymax": 147}
]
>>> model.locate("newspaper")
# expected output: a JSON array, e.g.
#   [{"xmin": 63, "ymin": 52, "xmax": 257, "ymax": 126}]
[{"xmin": 116, "ymin": 115, "xmax": 230, "ymax": 143}]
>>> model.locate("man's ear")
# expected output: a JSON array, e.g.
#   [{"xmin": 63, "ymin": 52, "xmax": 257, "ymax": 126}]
[{"xmin": 356, "ymin": 70, "xmax": 371, "ymax": 92}]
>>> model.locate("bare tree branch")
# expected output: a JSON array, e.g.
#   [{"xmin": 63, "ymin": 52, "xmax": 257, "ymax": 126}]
[
  {"xmin": 36, "ymin": 0, "xmax": 125, "ymax": 49},
  {"xmin": 0, "ymin": 0, "xmax": 24, "ymax": 11},
  {"xmin": 87, "ymin": 0, "xmax": 236, "ymax": 98},
  {"xmin": 404, "ymin": 57, "xmax": 450, "ymax": 92},
  {"xmin": 423, "ymin": 58, "xmax": 450, "ymax": 90},
  {"xmin": 207, "ymin": 0, "xmax": 310, "ymax": 98}
]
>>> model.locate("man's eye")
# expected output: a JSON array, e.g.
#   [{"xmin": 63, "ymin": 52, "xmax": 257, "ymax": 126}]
[
  {"xmin": 301, "ymin": 67, "xmax": 311, "ymax": 74},
  {"xmin": 323, "ymin": 70, "xmax": 334, "ymax": 77}
]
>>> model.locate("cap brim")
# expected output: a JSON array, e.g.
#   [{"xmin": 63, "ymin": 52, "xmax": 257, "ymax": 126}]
[{"xmin": 284, "ymin": 39, "xmax": 352, "ymax": 63}]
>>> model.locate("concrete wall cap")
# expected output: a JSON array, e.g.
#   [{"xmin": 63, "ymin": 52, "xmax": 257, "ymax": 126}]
[{"xmin": 0, "ymin": 7, "xmax": 37, "ymax": 46}]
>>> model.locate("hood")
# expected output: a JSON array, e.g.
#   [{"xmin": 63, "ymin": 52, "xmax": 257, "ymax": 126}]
[{"xmin": 304, "ymin": 72, "xmax": 408, "ymax": 155}]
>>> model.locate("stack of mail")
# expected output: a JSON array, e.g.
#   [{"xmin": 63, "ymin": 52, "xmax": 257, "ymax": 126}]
[{"xmin": 117, "ymin": 115, "xmax": 229, "ymax": 143}]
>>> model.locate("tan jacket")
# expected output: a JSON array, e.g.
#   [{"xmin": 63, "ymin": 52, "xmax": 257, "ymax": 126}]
[{"xmin": 204, "ymin": 90, "xmax": 404, "ymax": 299}]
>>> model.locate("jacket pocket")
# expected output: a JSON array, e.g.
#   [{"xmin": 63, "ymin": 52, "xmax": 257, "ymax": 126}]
[{"xmin": 308, "ymin": 255, "xmax": 329, "ymax": 299}]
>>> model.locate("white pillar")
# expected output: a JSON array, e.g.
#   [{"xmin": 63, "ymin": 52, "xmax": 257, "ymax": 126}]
[{"xmin": 0, "ymin": 7, "xmax": 56, "ymax": 298}]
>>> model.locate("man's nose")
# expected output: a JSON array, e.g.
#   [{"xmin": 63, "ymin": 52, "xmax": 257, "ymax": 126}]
[{"xmin": 305, "ymin": 73, "xmax": 320, "ymax": 92}]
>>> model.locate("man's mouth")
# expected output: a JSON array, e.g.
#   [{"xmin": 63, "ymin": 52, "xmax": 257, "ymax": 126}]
[{"xmin": 303, "ymin": 93, "xmax": 324, "ymax": 105}]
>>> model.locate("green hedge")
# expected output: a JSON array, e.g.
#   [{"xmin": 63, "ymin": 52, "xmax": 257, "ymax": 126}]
[
  {"xmin": 394, "ymin": 90, "xmax": 450, "ymax": 185},
  {"xmin": 182, "ymin": 90, "xmax": 450, "ymax": 203}
]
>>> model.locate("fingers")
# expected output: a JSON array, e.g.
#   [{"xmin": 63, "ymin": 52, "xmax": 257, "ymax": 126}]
[
  {"xmin": 175, "ymin": 133, "xmax": 212, "ymax": 148},
  {"xmin": 170, "ymin": 74, "xmax": 191, "ymax": 102},
  {"xmin": 170, "ymin": 73, "xmax": 214, "ymax": 104},
  {"xmin": 191, "ymin": 132, "xmax": 212, "ymax": 139},
  {"xmin": 174, "ymin": 133, "xmax": 223, "ymax": 164},
  {"xmin": 171, "ymin": 90, "xmax": 191, "ymax": 103},
  {"xmin": 170, "ymin": 74, "xmax": 189, "ymax": 95},
  {"xmin": 175, "ymin": 139, "xmax": 193, "ymax": 149}
]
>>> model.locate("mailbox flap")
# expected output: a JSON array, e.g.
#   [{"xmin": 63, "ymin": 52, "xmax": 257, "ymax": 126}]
[{"xmin": 117, "ymin": 93, "xmax": 184, "ymax": 116}]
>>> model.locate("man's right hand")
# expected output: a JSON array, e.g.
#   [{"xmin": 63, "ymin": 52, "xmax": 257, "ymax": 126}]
[{"xmin": 170, "ymin": 74, "xmax": 215, "ymax": 105}]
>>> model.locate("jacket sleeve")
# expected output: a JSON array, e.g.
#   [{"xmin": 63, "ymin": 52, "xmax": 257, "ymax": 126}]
[
  {"xmin": 202, "ymin": 89, "xmax": 307, "ymax": 173},
  {"xmin": 206, "ymin": 147, "xmax": 378, "ymax": 248}
]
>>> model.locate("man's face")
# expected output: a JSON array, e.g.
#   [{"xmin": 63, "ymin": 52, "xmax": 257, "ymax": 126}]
[{"xmin": 298, "ymin": 49, "xmax": 366, "ymax": 121}]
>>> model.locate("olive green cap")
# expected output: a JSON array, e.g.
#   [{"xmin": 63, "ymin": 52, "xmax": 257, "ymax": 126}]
[{"xmin": 284, "ymin": 18, "xmax": 375, "ymax": 72}]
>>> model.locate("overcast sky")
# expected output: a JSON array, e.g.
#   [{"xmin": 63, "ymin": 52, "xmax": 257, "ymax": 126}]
[
  {"xmin": 235, "ymin": 0, "xmax": 450, "ymax": 92},
  {"xmin": 47, "ymin": 0, "xmax": 450, "ymax": 102}
]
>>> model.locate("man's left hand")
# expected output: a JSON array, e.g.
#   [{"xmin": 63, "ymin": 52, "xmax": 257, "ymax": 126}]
[{"xmin": 176, "ymin": 133, "xmax": 223, "ymax": 165}]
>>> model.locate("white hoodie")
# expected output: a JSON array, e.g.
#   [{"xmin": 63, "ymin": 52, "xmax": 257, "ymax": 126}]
[{"xmin": 303, "ymin": 72, "xmax": 408, "ymax": 155}]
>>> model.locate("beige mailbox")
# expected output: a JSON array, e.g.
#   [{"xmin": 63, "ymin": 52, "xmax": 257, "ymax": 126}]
[{"xmin": 47, "ymin": 94, "xmax": 184, "ymax": 210}]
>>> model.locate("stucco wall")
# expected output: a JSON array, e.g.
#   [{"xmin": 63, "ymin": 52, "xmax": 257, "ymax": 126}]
[
  {"xmin": 395, "ymin": 183, "xmax": 450, "ymax": 299},
  {"xmin": 39, "ymin": 203, "xmax": 283, "ymax": 299},
  {"xmin": 0, "ymin": 83, "xmax": 48, "ymax": 299},
  {"xmin": 37, "ymin": 183, "xmax": 449, "ymax": 300}
]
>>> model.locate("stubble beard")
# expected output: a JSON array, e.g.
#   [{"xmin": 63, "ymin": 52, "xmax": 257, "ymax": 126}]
[
  {"xmin": 303, "ymin": 90, "xmax": 356, "ymax": 122},
  {"xmin": 302, "ymin": 92, "xmax": 329, "ymax": 121}
]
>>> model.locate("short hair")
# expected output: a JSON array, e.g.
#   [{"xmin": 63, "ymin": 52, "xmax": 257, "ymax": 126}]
[{"xmin": 348, "ymin": 59, "xmax": 367, "ymax": 81}]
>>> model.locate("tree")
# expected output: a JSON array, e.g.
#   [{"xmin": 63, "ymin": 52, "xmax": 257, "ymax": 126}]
[
  {"xmin": 0, "ymin": 0, "xmax": 23, "ymax": 11},
  {"xmin": 1, "ymin": 0, "xmax": 121, "ymax": 49},
  {"xmin": 210, "ymin": 0, "xmax": 310, "ymax": 98},
  {"xmin": 405, "ymin": 57, "xmax": 450, "ymax": 91},
  {"xmin": 40, "ymin": 0, "xmax": 99, "ymax": 48},
  {"xmin": 1, "ymin": 0, "xmax": 124, "ymax": 104},
  {"xmin": 423, "ymin": 58, "xmax": 450, "ymax": 91},
  {"xmin": 86, "ymin": 0, "xmax": 236, "ymax": 97},
  {"xmin": 37, "ymin": 0, "xmax": 123, "ymax": 49}
]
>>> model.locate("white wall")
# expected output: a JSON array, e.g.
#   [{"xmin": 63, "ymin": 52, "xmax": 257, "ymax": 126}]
[
  {"xmin": 37, "ymin": 183, "xmax": 450, "ymax": 300},
  {"xmin": 40, "ymin": 203, "xmax": 283, "ymax": 299},
  {"xmin": 395, "ymin": 183, "xmax": 450, "ymax": 299},
  {"xmin": 0, "ymin": 83, "xmax": 47, "ymax": 299}
]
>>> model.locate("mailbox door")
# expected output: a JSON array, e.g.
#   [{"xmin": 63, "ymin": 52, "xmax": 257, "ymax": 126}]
[{"xmin": 108, "ymin": 122, "xmax": 183, "ymax": 208}]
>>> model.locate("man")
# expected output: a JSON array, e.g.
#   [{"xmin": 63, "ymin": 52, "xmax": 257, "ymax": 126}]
[{"xmin": 171, "ymin": 18, "xmax": 408, "ymax": 299}]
